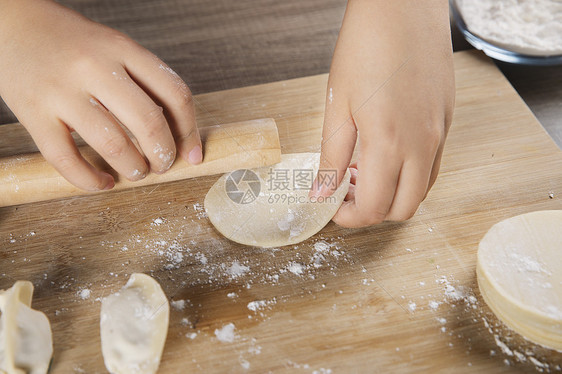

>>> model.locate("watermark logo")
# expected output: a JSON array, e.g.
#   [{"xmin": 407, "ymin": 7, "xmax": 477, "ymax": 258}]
[
  {"xmin": 225, "ymin": 169, "xmax": 261, "ymax": 204},
  {"xmin": 225, "ymin": 168, "xmax": 339, "ymax": 205}
]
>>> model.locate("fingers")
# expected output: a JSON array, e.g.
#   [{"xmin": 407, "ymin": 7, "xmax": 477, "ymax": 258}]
[
  {"xmin": 427, "ymin": 144, "xmax": 445, "ymax": 194},
  {"xmin": 334, "ymin": 135, "xmax": 439, "ymax": 227},
  {"xmin": 311, "ymin": 87, "xmax": 357, "ymax": 198},
  {"xmin": 349, "ymin": 166, "xmax": 358, "ymax": 185},
  {"xmin": 29, "ymin": 119, "xmax": 115, "ymax": 191},
  {"xmin": 333, "ymin": 137, "xmax": 402, "ymax": 228},
  {"xmin": 89, "ymin": 67, "xmax": 177, "ymax": 174},
  {"xmin": 123, "ymin": 47, "xmax": 202, "ymax": 165},
  {"xmin": 61, "ymin": 96, "xmax": 149, "ymax": 181},
  {"xmin": 52, "ymin": 49, "xmax": 200, "ymax": 189},
  {"xmin": 384, "ymin": 159, "xmax": 432, "ymax": 221}
]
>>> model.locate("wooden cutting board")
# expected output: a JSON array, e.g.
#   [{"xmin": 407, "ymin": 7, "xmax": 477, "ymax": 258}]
[{"xmin": 1, "ymin": 50, "xmax": 561, "ymax": 373}]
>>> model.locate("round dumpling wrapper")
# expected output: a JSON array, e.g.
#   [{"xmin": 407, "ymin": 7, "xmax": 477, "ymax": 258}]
[{"xmin": 204, "ymin": 153, "xmax": 350, "ymax": 247}]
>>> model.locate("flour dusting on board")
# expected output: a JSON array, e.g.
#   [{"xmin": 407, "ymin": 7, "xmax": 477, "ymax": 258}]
[
  {"xmin": 227, "ymin": 261, "xmax": 250, "ymax": 278},
  {"xmin": 431, "ymin": 273, "xmax": 557, "ymax": 372},
  {"xmin": 215, "ymin": 323, "xmax": 237, "ymax": 343},
  {"xmin": 78, "ymin": 288, "xmax": 91, "ymax": 300},
  {"xmin": 193, "ymin": 203, "xmax": 207, "ymax": 219},
  {"xmin": 6, "ymin": 194, "xmax": 561, "ymax": 372}
]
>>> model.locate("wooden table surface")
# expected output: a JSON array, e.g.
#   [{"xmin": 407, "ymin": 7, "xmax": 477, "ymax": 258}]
[
  {"xmin": 1, "ymin": 50, "xmax": 562, "ymax": 373},
  {"xmin": 1, "ymin": 0, "xmax": 561, "ymax": 149}
]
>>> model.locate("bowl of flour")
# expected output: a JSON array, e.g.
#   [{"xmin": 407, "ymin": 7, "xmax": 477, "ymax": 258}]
[{"xmin": 451, "ymin": 0, "xmax": 562, "ymax": 65}]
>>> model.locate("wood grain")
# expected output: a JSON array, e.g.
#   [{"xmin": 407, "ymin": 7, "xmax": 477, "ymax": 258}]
[
  {"xmin": 0, "ymin": 118, "xmax": 281, "ymax": 207},
  {"xmin": 0, "ymin": 51, "xmax": 561, "ymax": 373}
]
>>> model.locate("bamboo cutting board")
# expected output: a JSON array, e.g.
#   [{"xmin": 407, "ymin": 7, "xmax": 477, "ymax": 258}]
[{"xmin": 1, "ymin": 50, "xmax": 561, "ymax": 373}]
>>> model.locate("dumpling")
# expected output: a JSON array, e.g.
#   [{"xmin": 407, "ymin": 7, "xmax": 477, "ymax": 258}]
[
  {"xmin": 0, "ymin": 281, "xmax": 53, "ymax": 374},
  {"xmin": 100, "ymin": 273, "xmax": 169, "ymax": 374}
]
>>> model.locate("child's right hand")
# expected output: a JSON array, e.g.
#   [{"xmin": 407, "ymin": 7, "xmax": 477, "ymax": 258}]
[
  {"xmin": 311, "ymin": 0, "xmax": 455, "ymax": 228},
  {"xmin": 0, "ymin": 0, "xmax": 202, "ymax": 191}
]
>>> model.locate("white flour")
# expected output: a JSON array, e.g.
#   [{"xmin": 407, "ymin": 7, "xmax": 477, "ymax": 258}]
[
  {"xmin": 215, "ymin": 323, "xmax": 237, "ymax": 343},
  {"xmin": 78, "ymin": 288, "xmax": 91, "ymax": 300},
  {"xmin": 457, "ymin": 0, "xmax": 562, "ymax": 55},
  {"xmin": 171, "ymin": 299, "xmax": 186, "ymax": 310}
]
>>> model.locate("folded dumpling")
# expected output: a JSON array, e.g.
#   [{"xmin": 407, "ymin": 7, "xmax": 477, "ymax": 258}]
[
  {"xmin": 0, "ymin": 281, "xmax": 53, "ymax": 374},
  {"xmin": 100, "ymin": 273, "xmax": 169, "ymax": 374}
]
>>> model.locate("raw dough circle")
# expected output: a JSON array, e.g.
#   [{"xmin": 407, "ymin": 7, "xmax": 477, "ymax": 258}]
[
  {"xmin": 204, "ymin": 153, "xmax": 350, "ymax": 247},
  {"xmin": 477, "ymin": 210, "xmax": 562, "ymax": 351}
]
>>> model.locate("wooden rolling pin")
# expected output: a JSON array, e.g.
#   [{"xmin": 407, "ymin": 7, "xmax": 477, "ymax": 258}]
[{"xmin": 0, "ymin": 118, "xmax": 281, "ymax": 207}]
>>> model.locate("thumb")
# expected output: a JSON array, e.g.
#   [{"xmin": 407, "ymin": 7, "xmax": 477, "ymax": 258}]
[{"xmin": 310, "ymin": 86, "xmax": 357, "ymax": 198}]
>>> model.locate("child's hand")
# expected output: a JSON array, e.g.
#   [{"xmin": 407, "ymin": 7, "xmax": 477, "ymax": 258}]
[
  {"xmin": 311, "ymin": 0, "xmax": 455, "ymax": 227},
  {"xmin": 0, "ymin": 0, "xmax": 202, "ymax": 191}
]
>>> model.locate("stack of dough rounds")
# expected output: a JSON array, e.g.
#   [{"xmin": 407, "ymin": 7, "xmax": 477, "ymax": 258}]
[
  {"xmin": 477, "ymin": 210, "xmax": 562, "ymax": 351},
  {"xmin": 205, "ymin": 153, "xmax": 350, "ymax": 247}
]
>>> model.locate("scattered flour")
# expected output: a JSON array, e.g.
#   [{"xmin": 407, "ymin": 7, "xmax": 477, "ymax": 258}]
[
  {"xmin": 247, "ymin": 299, "xmax": 277, "ymax": 315},
  {"xmin": 312, "ymin": 369, "xmax": 333, "ymax": 374},
  {"xmin": 495, "ymin": 335, "xmax": 516, "ymax": 357},
  {"xmin": 408, "ymin": 301, "xmax": 417, "ymax": 312},
  {"xmin": 247, "ymin": 300, "xmax": 267, "ymax": 312},
  {"xmin": 287, "ymin": 262, "xmax": 304, "ymax": 275},
  {"xmin": 239, "ymin": 359, "xmax": 250, "ymax": 369},
  {"xmin": 193, "ymin": 203, "xmax": 207, "ymax": 219},
  {"xmin": 428, "ymin": 300, "xmax": 441, "ymax": 311},
  {"xmin": 78, "ymin": 289, "xmax": 91, "ymax": 300},
  {"xmin": 195, "ymin": 252, "xmax": 208, "ymax": 265},
  {"xmin": 248, "ymin": 341, "xmax": 262, "ymax": 355},
  {"xmin": 437, "ymin": 276, "xmax": 466, "ymax": 301},
  {"xmin": 215, "ymin": 323, "xmax": 237, "ymax": 343},
  {"xmin": 286, "ymin": 361, "xmax": 310, "ymax": 370},
  {"xmin": 171, "ymin": 299, "xmax": 186, "ymax": 311},
  {"xmin": 529, "ymin": 356, "xmax": 549, "ymax": 370},
  {"xmin": 313, "ymin": 240, "xmax": 331, "ymax": 253},
  {"xmin": 483, "ymin": 309, "xmax": 554, "ymax": 371},
  {"xmin": 227, "ymin": 261, "xmax": 250, "ymax": 278}
]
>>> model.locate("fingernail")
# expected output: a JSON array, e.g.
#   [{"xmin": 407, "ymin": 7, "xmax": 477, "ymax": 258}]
[
  {"xmin": 188, "ymin": 145, "xmax": 202, "ymax": 165},
  {"xmin": 131, "ymin": 169, "xmax": 147, "ymax": 181}
]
